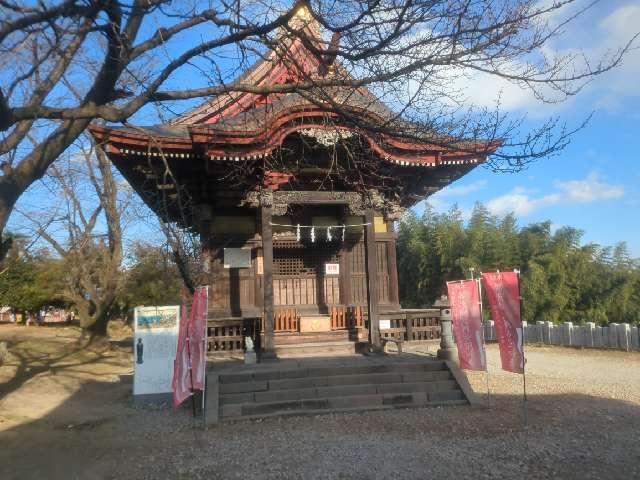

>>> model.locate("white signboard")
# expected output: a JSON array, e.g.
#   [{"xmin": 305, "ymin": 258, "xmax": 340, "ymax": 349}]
[
  {"xmin": 224, "ymin": 248, "xmax": 251, "ymax": 268},
  {"xmin": 325, "ymin": 263, "xmax": 340, "ymax": 275},
  {"xmin": 379, "ymin": 319, "xmax": 391, "ymax": 330},
  {"xmin": 133, "ymin": 305, "xmax": 180, "ymax": 396}
]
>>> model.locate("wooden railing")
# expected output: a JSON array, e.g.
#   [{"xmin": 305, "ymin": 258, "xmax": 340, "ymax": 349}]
[
  {"xmin": 330, "ymin": 305, "xmax": 366, "ymax": 330},
  {"xmin": 405, "ymin": 309, "xmax": 441, "ymax": 341},
  {"xmin": 274, "ymin": 307, "xmax": 298, "ymax": 332},
  {"xmin": 207, "ymin": 308, "xmax": 441, "ymax": 355},
  {"xmin": 207, "ymin": 317, "xmax": 261, "ymax": 354},
  {"xmin": 379, "ymin": 309, "xmax": 441, "ymax": 342}
]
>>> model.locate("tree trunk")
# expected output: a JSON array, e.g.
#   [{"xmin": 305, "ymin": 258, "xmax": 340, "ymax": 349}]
[
  {"xmin": 87, "ymin": 309, "xmax": 110, "ymax": 338},
  {"xmin": 0, "ymin": 178, "xmax": 20, "ymax": 261}
]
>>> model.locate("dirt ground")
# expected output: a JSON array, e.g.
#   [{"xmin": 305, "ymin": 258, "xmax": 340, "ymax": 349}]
[{"xmin": 1, "ymin": 324, "xmax": 639, "ymax": 480}]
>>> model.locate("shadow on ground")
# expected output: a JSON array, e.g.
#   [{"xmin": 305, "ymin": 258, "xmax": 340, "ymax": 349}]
[{"xmin": 2, "ymin": 349, "xmax": 640, "ymax": 479}]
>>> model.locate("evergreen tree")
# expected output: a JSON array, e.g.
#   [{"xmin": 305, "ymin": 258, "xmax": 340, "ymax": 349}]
[{"xmin": 396, "ymin": 203, "xmax": 640, "ymax": 325}]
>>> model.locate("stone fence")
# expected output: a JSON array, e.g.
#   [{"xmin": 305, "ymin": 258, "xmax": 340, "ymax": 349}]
[{"xmin": 482, "ymin": 321, "xmax": 640, "ymax": 351}]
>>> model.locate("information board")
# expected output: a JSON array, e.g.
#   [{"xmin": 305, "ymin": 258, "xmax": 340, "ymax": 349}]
[
  {"xmin": 379, "ymin": 319, "xmax": 391, "ymax": 330},
  {"xmin": 133, "ymin": 305, "xmax": 180, "ymax": 396},
  {"xmin": 223, "ymin": 248, "xmax": 251, "ymax": 268}
]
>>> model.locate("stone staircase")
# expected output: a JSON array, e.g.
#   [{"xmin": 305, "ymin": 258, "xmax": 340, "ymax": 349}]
[{"xmin": 211, "ymin": 359, "xmax": 469, "ymax": 421}]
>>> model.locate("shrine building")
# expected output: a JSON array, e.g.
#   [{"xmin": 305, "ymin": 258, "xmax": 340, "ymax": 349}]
[{"xmin": 90, "ymin": 4, "xmax": 499, "ymax": 358}]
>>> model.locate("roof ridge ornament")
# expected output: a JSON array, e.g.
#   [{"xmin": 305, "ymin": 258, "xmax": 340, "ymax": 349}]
[{"xmin": 286, "ymin": 2, "xmax": 320, "ymax": 35}]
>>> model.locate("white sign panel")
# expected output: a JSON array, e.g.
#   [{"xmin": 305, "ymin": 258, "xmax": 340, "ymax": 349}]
[
  {"xmin": 133, "ymin": 305, "xmax": 180, "ymax": 395},
  {"xmin": 224, "ymin": 248, "xmax": 251, "ymax": 268},
  {"xmin": 379, "ymin": 319, "xmax": 391, "ymax": 330},
  {"xmin": 325, "ymin": 263, "xmax": 340, "ymax": 275}
]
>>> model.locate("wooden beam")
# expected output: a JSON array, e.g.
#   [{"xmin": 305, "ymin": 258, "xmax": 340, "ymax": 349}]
[
  {"xmin": 261, "ymin": 203, "xmax": 275, "ymax": 355},
  {"xmin": 364, "ymin": 209, "xmax": 381, "ymax": 349}
]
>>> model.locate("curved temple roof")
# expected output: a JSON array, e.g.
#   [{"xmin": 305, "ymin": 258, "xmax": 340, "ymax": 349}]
[{"xmin": 89, "ymin": 2, "xmax": 501, "ymax": 221}]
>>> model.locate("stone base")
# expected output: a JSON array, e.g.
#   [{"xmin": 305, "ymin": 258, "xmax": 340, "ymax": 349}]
[
  {"xmin": 244, "ymin": 351, "xmax": 257, "ymax": 365},
  {"xmin": 258, "ymin": 349, "xmax": 277, "ymax": 361},
  {"xmin": 133, "ymin": 392, "xmax": 172, "ymax": 407},
  {"xmin": 299, "ymin": 315, "xmax": 331, "ymax": 333},
  {"xmin": 437, "ymin": 347, "xmax": 457, "ymax": 362}
]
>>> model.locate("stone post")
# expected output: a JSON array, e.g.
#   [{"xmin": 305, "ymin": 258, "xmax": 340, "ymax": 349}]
[
  {"xmin": 536, "ymin": 321, "xmax": 544, "ymax": 343},
  {"xmin": 488, "ymin": 320, "xmax": 495, "ymax": 341},
  {"xmin": 608, "ymin": 323, "xmax": 619, "ymax": 348},
  {"xmin": 244, "ymin": 336, "xmax": 257, "ymax": 364},
  {"xmin": 617, "ymin": 324, "xmax": 630, "ymax": 351},
  {"xmin": 585, "ymin": 322, "xmax": 596, "ymax": 348},
  {"xmin": 630, "ymin": 326, "xmax": 640, "ymax": 350},
  {"xmin": 437, "ymin": 308, "xmax": 457, "ymax": 361},
  {"xmin": 562, "ymin": 322, "xmax": 573, "ymax": 346},
  {"xmin": 543, "ymin": 321, "xmax": 552, "ymax": 344}
]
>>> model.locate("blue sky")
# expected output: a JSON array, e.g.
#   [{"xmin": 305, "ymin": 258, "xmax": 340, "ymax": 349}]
[
  {"xmin": 419, "ymin": 1, "xmax": 640, "ymax": 256},
  {"xmin": 8, "ymin": 0, "xmax": 640, "ymax": 257}
]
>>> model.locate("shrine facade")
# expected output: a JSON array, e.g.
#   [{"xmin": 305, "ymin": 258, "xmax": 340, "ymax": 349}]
[{"xmin": 90, "ymin": 4, "xmax": 498, "ymax": 357}]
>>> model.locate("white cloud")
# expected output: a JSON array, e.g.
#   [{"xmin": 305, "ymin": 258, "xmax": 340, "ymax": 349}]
[
  {"xmin": 591, "ymin": 4, "xmax": 640, "ymax": 109},
  {"xmin": 424, "ymin": 196, "xmax": 449, "ymax": 211},
  {"xmin": 486, "ymin": 192, "xmax": 560, "ymax": 216},
  {"xmin": 423, "ymin": 179, "xmax": 487, "ymax": 220},
  {"xmin": 485, "ymin": 171, "xmax": 624, "ymax": 216},
  {"xmin": 441, "ymin": 2, "xmax": 640, "ymax": 114},
  {"xmin": 435, "ymin": 180, "xmax": 487, "ymax": 197},
  {"xmin": 555, "ymin": 172, "xmax": 625, "ymax": 202},
  {"xmin": 550, "ymin": 222, "xmax": 563, "ymax": 234}
]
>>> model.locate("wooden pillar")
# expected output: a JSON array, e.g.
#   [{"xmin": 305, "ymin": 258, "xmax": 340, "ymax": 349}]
[
  {"xmin": 339, "ymin": 209, "xmax": 351, "ymax": 305},
  {"xmin": 364, "ymin": 209, "xmax": 380, "ymax": 349},
  {"xmin": 261, "ymin": 201, "xmax": 275, "ymax": 354},
  {"xmin": 387, "ymin": 235, "xmax": 400, "ymax": 308}
]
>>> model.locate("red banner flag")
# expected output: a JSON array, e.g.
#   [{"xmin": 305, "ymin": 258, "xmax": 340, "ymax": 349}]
[
  {"xmin": 172, "ymin": 287, "xmax": 209, "ymax": 407},
  {"xmin": 482, "ymin": 271, "xmax": 524, "ymax": 374},
  {"xmin": 172, "ymin": 303, "xmax": 192, "ymax": 407},
  {"xmin": 189, "ymin": 286, "xmax": 208, "ymax": 391},
  {"xmin": 446, "ymin": 280, "xmax": 486, "ymax": 371}
]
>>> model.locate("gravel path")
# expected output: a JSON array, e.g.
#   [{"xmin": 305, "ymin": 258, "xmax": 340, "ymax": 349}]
[{"xmin": 1, "ymin": 330, "xmax": 639, "ymax": 480}]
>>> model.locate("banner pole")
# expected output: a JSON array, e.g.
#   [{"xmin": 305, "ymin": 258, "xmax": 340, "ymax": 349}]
[
  {"xmin": 202, "ymin": 287, "xmax": 209, "ymax": 428},
  {"xmin": 185, "ymin": 297, "xmax": 196, "ymax": 419},
  {"xmin": 522, "ymin": 326, "xmax": 528, "ymax": 429},
  {"xmin": 515, "ymin": 269, "xmax": 528, "ymax": 429},
  {"xmin": 476, "ymin": 272, "xmax": 490, "ymax": 408},
  {"xmin": 187, "ymin": 336, "xmax": 196, "ymax": 418}
]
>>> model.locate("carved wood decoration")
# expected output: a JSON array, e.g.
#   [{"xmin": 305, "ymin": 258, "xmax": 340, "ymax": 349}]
[{"xmin": 241, "ymin": 189, "xmax": 404, "ymax": 218}]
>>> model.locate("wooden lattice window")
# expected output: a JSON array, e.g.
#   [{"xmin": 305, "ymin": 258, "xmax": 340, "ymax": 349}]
[{"xmin": 273, "ymin": 241, "xmax": 340, "ymax": 276}]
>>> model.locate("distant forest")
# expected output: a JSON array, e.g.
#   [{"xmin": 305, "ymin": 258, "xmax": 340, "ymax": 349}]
[{"xmin": 397, "ymin": 203, "xmax": 640, "ymax": 326}]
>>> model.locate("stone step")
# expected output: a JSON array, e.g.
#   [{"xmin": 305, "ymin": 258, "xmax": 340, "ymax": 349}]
[
  {"xmin": 218, "ymin": 360, "xmax": 448, "ymax": 385},
  {"xmin": 219, "ymin": 369, "xmax": 452, "ymax": 395},
  {"xmin": 274, "ymin": 330, "xmax": 353, "ymax": 345},
  {"xmin": 273, "ymin": 340, "xmax": 361, "ymax": 358},
  {"xmin": 221, "ymin": 379, "xmax": 460, "ymax": 405},
  {"xmin": 209, "ymin": 360, "xmax": 473, "ymax": 422},
  {"xmin": 220, "ymin": 389, "xmax": 466, "ymax": 419}
]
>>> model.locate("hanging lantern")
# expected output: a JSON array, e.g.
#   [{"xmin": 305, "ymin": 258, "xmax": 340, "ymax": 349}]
[
  {"xmin": 310, "ymin": 226, "xmax": 315, "ymax": 243},
  {"xmin": 296, "ymin": 224, "xmax": 301, "ymax": 242},
  {"xmin": 326, "ymin": 226, "xmax": 332, "ymax": 241}
]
